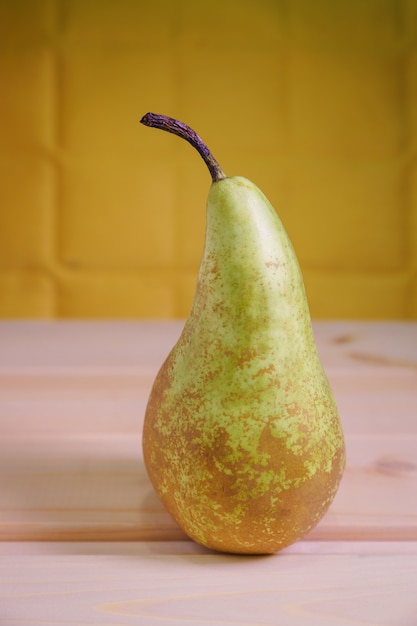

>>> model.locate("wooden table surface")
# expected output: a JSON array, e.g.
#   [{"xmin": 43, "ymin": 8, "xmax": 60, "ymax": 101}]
[{"xmin": 0, "ymin": 320, "xmax": 416, "ymax": 625}]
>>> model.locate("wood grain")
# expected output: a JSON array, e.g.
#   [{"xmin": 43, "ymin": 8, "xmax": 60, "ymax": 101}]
[{"xmin": 1, "ymin": 549, "xmax": 416, "ymax": 626}]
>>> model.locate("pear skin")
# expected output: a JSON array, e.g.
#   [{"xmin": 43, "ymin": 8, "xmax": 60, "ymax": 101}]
[{"xmin": 141, "ymin": 114, "xmax": 345, "ymax": 555}]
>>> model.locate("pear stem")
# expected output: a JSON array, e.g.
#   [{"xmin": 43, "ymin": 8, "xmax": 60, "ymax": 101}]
[{"xmin": 140, "ymin": 112, "xmax": 227, "ymax": 183}]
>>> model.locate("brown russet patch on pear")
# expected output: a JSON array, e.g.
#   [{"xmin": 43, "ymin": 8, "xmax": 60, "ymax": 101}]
[{"xmin": 252, "ymin": 363, "xmax": 278, "ymax": 379}]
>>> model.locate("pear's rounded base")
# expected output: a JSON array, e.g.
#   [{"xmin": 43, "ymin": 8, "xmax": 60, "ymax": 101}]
[
  {"xmin": 177, "ymin": 516, "xmax": 322, "ymax": 557},
  {"xmin": 188, "ymin": 533, "xmax": 307, "ymax": 557}
]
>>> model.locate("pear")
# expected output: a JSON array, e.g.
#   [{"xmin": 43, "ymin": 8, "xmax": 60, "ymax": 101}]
[{"xmin": 140, "ymin": 113, "xmax": 345, "ymax": 555}]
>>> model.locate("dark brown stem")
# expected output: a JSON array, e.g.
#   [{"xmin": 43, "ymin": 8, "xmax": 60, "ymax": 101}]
[{"xmin": 140, "ymin": 113, "xmax": 226, "ymax": 183}]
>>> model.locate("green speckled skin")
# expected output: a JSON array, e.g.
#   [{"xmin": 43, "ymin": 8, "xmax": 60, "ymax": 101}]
[{"xmin": 143, "ymin": 176, "xmax": 345, "ymax": 554}]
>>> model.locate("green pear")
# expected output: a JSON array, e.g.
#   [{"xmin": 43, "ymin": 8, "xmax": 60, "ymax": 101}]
[{"xmin": 140, "ymin": 113, "xmax": 345, "ymax": 554}]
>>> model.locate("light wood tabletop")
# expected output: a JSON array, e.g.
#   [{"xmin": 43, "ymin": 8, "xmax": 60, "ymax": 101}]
[{"xmin": 0, "ymin": 320, "xmax": 416, "ymax": 625}]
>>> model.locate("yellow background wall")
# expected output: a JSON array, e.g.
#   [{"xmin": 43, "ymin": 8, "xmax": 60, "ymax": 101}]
[{"xmin": 1, "ymin": 0, "xmax": 417, "ymax": 319}]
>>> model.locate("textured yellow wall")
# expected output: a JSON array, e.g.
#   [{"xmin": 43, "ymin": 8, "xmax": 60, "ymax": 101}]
[{"xmin": 1, "ymin": 0, "xmax": 416, "ymax": 319}]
